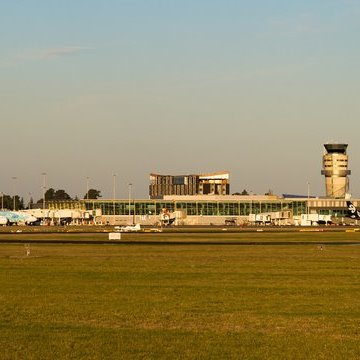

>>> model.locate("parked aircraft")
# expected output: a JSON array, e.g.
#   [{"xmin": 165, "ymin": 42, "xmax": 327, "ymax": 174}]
[
  {"xmin": 115, "ymin": 223, "xmax": 141, "ymax": 232},
  {"xmin": 346, "ymin": 201, "xmax": 360, "ymax": 219},
  {"xmin": 160, "ymin": 208, "xmax": 176, "ymax": 226},
  {"xmin": 0, "ymin": 211, "xmax": 39, "ymax": 225}
]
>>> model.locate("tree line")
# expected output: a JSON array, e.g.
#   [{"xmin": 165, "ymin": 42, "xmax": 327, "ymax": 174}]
[{"xmin": 0, "ymin": 188, "xmax": 101, "ymax": 210}]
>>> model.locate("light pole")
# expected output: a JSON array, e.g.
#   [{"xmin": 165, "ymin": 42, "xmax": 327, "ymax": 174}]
[
  {"xmin": 42, "ymin": 172, "xmax": 47, "ymax": 210},
  {"xmin": 113, "ymin": 174, "xmax": 116, "ymax": 200},
  {"xmin": 307, "ymin": 181, "xmax": 310, "ymax": 216},
  {"xmin": 86, "ymin": 177, "xmax": 90, "ymax": 200},
  {"xmin": 113, "ymin": 174, "xmax": 116, "ymax": 218},
  {"xmin": 28, "ymin": 192, "xmax": 32, "ymax": 209},
  {"xmin": 12, "ymin": 177, "xmax": 17, "ymax": 211},
  {"xmin": 128, "ymin": 183, "xmax": 132, "ymax": 225}
]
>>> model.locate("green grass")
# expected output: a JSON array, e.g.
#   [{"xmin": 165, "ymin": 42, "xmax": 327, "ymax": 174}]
[
  {"xmin": 1, "ymin": 233, "xmax": 360, "ymax": 359},
  {"xmin": 1, "ymin": 228, "xmax": 360, "ymax": 243}
]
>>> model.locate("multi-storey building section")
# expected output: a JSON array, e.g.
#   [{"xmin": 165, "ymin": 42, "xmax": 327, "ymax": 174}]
[{"xmin": 149, "ymin": 172, "xmax": 230, "ymax": 199}]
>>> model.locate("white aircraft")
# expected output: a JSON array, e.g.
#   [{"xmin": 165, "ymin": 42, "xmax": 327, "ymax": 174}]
[
  {"xmin": 0, "ymin": 211, "xmax": 39, "ymax": 226},
  {"xmin": 115, "ymin": 223, "xmax": 141, "ymax": 232}
]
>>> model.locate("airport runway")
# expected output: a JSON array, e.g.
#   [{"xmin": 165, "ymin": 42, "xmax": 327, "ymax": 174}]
[
  {"xmin": 0, "ymin": 226, "xmax": 359, "ymax": 246},
  {"xmin": 1, "ymin": 239, "xmax": 360, "ymax": 246}
]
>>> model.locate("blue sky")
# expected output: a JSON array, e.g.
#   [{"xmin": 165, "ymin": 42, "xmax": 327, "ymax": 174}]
[{"xmin": 1, "ymin": 1, "xmax": 360, "ymax": 200}]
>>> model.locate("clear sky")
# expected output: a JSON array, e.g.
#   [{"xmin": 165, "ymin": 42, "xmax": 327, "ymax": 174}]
[{"xmin": 1, "ymin": 0, "xmax": 359, "ymax": 201}]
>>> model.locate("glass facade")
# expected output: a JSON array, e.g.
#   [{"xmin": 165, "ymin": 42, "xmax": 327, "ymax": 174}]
[
  {"xmin": 49, "ymin": 199, "xmax": 308, "ymax": 217},
  {"xmin": 288, "ymin": 201, "xmax": 307, "ymax": 216},
  {"xmin": 319, "ymin": 209, "xmax": 348, "ymax": 216},
  {"xmin": 175, "ymin": 202, "xmax": 197, "ymax": 215}
]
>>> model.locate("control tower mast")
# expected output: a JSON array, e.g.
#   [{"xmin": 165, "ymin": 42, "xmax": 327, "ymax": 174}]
[{"xmin": 321, "ymin": 143, "xmax": 351, "ymax": 198}]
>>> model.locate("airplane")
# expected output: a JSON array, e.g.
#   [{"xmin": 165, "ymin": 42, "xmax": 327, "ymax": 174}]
[
  {"xmin": 346, "ymin": 201, "xmax": 360, "ymax": 219},
  {"xmin": 114, "ymin": 223, "xmax": 141, "ymax": 232},
  {"xmin": 0, "ymin": 211, "xmax": 39, "ymax": 226},
  {"xmin": 160, "ymin": 208, "xmax": 176, "ymax": 226}
]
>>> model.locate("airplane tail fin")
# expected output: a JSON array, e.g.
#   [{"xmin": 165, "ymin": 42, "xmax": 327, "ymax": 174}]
[{"xmin": 347, "ymin": 201, "xmax": 360, "ymax": 219}]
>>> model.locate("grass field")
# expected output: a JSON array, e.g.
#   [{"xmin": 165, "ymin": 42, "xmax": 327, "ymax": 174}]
[{"xmin": 1, "ymin": 231, "xmax": 360, "ymax": 359}]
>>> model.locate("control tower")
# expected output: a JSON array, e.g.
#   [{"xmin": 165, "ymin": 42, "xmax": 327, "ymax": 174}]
[{"xmin": 321, "ymin": 143, "xmax": 351, "ymax": 198}]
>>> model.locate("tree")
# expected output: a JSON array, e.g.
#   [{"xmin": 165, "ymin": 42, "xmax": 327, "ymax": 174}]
[
  {"xmin": 37, "ymin": 188, "xmax": 72, "ymax": 203},
  {"xmin": 84, "ymin": 189, "xmax": 102, "ymax": 200},
  {"xmin": 54, "ymin": 189, "xmax": 72, "ymax": 201},
  {"xmin": 0, "ymin": 194, "xmax": 24, "ymax": 210},
  {"xmin": 232, "ymin": 189, "xmax": 249, "ymax": 196},
  {"xmin": 18, "ymin": 197, "xmax": 25, "ymax": 210},
  {"xmin": 42, "ymin": 188, "xmax": 55, "ymax": 202},
  {"xmin": 28, "ymin": 197, "xmax": 34, "ymax": 209},
  {"xmin": 2, "ymin": 194, "xmax": 13, "ymax": 210}
]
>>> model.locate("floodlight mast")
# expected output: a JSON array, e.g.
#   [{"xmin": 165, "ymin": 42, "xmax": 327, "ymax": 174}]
[
  {"xmin": 307, "ymin": 181, "xmax": 310, "ymax": 215},
  {"xmin": 113, "ymin": 174, "xmax": 116, "ymax": 223},
  {"xmin": 86, "ymin": 177, "xmax": 90, "ymax": 200},
  {"xmin": 42, "ymin": 172, "xmax": 47, "ymax": 210},
  {"xmin": 12, "ymin": 176, "xmax": 17, "ymax": 211},
  {"xmin": 128, "ymin": 183, "xmax": 132, "ymax": 225}
]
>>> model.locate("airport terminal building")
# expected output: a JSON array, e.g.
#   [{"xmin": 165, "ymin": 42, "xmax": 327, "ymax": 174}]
[
  {"xmin": 45, "ymin": 143, "xmax": 357, "ymax": 226},
  {"xmin": 46, "ymin": 195, "xmax": 355, "ymax": 226}
]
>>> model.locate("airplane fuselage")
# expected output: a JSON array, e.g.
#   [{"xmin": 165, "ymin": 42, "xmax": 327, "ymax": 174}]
[{"xmin": 0, "ymin": 211, "xmax": 38, "ymax": 225}]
